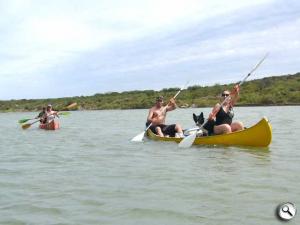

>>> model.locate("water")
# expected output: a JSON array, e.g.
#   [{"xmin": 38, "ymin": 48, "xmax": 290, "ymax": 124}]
[{"xmin": 0, "ymin": 106, "xmax": 299, "ymax": 225}]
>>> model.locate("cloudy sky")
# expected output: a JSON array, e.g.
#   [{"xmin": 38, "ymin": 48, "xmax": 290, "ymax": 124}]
[{"xmin": 0, "ymin": 0, "xmax": 299, "ymax": 100}]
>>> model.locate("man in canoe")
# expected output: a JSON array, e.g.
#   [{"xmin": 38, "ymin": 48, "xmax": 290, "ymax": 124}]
[
  {"xmin": 146, "ymin": 96, "xmax": 184, "ymax": 137},
  {"xmin": 44, "ymin": 104, "xmax": 59, "ymax": 123},
  {"xmin": 209, "ymin": 85, "xmax": 244, "ymax": 135}
]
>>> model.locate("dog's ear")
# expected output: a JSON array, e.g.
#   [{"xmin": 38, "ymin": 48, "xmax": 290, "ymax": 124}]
[
  {"xmin": 199, "ymin": 112, "xmax": 205, "ymax": 124},
  {"xmin": 193, "ymin": 113, "xmax": 198, "ymax": 123}
]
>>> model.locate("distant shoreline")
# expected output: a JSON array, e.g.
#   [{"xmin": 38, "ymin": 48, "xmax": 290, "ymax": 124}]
[
  {"xmin": 1, "ymin": 104, "xmax": 300, "ymax": 113},
  {"xmin": 1, "ymin": 73, "xmax": 300, "ymax": 112}
]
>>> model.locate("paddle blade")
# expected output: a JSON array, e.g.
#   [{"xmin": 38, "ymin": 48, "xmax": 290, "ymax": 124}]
[
  {"xmin": 18, "ymin": 118, "xmax": 30, "ymax": 124},
  {"xmin": 178, "ymin": 133, "xmax": 197, "ymax": 148},
  {"xmin": 22, "ymin": 123, "xmax": 31, "ymax": 129},
  {"xmin": 66, "ymin": 102, "xmax": 77, "ymax": 110},
  {"xmin": 58, "ymin": 112, "xmax": 71, "ymax": 116},
  {"xmin": 131, "ymin": 131, "xmax": 146, "ymax": 142}
]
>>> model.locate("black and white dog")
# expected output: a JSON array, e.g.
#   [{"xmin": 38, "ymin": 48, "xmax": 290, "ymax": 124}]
[
  {"xmin": 192, "ymin": 112, "xmax": 215, "ymax": 136},
  {"xmin": 183, "ymin": 112, "xmax": 215, "ymax": 137}
]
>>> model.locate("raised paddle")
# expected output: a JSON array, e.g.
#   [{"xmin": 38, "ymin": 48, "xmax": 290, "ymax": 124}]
[
  {"xmin": 131, "ymin": 82, "xmax": 189, "ymax": 142},
  {"xmin": 63, "ymin": 102, "xmax": 77, "ymax": 110},
  {"xmin": 21, "ymin": 103, "xmax": 77, "ymax": 129},
  {"xmin": 178, "ymin": 53, "xmax": 269, "ymax": 148}
]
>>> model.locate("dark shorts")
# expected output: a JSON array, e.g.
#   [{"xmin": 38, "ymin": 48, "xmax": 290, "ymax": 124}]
[
  {"xmin": 204, "ymin": 119, "xmax": 215, "ymax": 135},
  {"xmin": 146, "ymin": 122, "xmax": 177, "ymax": 137}
]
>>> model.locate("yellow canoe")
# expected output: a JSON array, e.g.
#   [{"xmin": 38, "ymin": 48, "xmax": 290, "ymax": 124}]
[{"xmin": 147, "ymin": 117, "xmax": 272, "ymax": 147}]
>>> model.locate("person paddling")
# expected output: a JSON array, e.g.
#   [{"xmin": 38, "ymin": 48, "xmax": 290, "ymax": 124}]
[
  {"xmin": 35, "ymin": 107, "xmax": 47, "ymax": 124},
  {"xmin": 209, "ymin": 85, "xmax": 244, "ymax": 135},
  {"xmin": 45, "ymin": 104, "xmax": 59, "ymax": 123},
  {"xmin": 146, "ymin": 96, "xmax": 184, "ymax": 137}
]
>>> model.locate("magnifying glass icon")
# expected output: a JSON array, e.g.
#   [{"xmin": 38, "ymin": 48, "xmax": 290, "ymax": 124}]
[
  {"xmin": 282, "ymin": 205, "xmax": 293, "ymax": 217},
  {"xmin": 277, "ymin": 202, "xmax": 296, "ymax": 221}
]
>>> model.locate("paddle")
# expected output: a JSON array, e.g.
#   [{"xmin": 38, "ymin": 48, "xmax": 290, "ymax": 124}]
[
  {"xmin": 58, "ymin": 111, "xmax": 71, "ymax": 116},
  {"xmin": 63, "ymin": 102, "xmax": 77, "ymax": 110},
  {"xmin": 21, "ymin": 119, "xmax": 40, "ymax": 129},
  {"xmin": 18, "ymin": 118, "xmax": 35, "ymax": 124},
  {"xmin": 178, "ymin": 53, "xmax": 269, "ymax": 148},
  {"xmin": 131, "ymin": 82, "xmax": 189, "ymax": 142},
  {"xmin": 21, "ymin": 103, "xmax": 77, "ymax": 129}
]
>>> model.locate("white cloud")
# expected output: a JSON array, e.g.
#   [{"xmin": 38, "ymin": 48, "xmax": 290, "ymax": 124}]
[
  {"xmin": 94, "ymin": 16, "xmax": 300, "ymax": 76},
  {"xmin": 1, "ymin": 0, "xmax": 298, "ymax": 99}
]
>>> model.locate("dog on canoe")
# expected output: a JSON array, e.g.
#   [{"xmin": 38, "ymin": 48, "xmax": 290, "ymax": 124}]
[
  {"xmin": 193, "ymin": 112, "xmax": 215, "ymax": 135},
  {"xmin": 183, "ymin": 112, "xmax": 215, "ymax": 137}
]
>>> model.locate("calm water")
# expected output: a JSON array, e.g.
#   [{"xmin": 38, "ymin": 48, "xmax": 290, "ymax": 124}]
[{"xmin": 0, "ymin": 106, "xmax": 299, "ymax": 225}]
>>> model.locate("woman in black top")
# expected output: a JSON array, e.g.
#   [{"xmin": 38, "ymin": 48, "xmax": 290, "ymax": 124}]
[{"xmin": 209, "ymin": 85, "xmax": 244, "ymax": 135}]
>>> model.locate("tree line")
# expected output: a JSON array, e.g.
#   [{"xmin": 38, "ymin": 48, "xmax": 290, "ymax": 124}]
[{"xmin": 1, "ymin": 73, "xmax": 299, "ymax": 112}]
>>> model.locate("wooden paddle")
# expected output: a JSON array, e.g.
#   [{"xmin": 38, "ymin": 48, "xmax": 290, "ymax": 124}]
[
  {"xmin": 63, "ymin": 102, "xmax": 77, "ymax": 110},
  {"xmin": 178, "ymin": 53, "xmax": 269, "ymax": 148},
  {"xmin": 21, "ymin": 103, "xmax": 77, "ymax": 129},
  {"xmin": 131, "ymin": 82, "xmax": 189, "ymax": 142}
]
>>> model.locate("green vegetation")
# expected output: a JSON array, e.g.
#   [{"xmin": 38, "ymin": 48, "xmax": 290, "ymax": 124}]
[{"xmin": 1, "ymin": 73, "xmax": 300, "ymax": 112}]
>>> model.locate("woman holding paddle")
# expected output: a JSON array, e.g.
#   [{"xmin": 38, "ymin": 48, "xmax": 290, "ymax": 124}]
[
  {"xmin": 209, "ymin": 85, "xmax": 244, "ymax": 135},
  {"xmin": 178, "ymin": 53, "xmax": 269, "ymax": 148}
]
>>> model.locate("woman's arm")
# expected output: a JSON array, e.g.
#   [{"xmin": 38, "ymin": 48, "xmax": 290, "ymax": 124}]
[
  {"xmin": 229, "ymin": 84, "xmax": 240, "ymax": 107},
  {"xmin": 208, "ymin": 103, "xmax": 221, "ymax": 120}
]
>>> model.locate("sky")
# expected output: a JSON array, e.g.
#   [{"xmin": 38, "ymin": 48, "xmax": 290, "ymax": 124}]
[{"xmin": 0, "ymin": 0, "xmax": 300, "ymax": 100}]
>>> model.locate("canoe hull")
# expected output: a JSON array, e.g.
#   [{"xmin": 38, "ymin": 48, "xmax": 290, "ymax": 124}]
[
  {"xmin": 147, "ymin": 117, "xmax": 272, "ymax": 147},
  {"xmin": 39, "ymin": 120, "xmax": 60, "ymax": 130}
]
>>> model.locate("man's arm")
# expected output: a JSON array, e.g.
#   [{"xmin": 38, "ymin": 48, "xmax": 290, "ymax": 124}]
[
  {"xmin": 166, "ymin": 98, "xmax": 177, "ymax": 112},
  {"xmin": 147, "ymin": 108, "xmax": 154, "ymax": 122},
  {"xmin": 55, "ymin": 111, "xmax": 60, "ymax": 118}
]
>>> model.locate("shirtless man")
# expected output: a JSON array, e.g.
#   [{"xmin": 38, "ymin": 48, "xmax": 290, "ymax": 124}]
[
  {"xmin": 44, "ymin": 104, "xmax": 59, "ymax": 123},
  {"xmin": 146, "ymin": 96, "xmax": 184, "ymax": 137}
]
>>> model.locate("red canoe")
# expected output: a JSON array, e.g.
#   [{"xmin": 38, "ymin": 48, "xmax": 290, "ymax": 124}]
[{"xmin": 39, "ymin": 120, "xmax": 60, "ymax": 130}]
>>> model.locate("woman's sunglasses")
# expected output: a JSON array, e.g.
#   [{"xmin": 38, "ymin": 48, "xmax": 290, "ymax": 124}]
[{"xmin": 222, "ymin": 93, "xmax": 229, "ymax": 97}]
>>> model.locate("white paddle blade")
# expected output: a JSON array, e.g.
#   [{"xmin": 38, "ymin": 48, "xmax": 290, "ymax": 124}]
[
  {"xmin": 178, "ymin": 133, "xmax": 197, "ymax": 148},
  {"xmin": 131, "ymin": 131, "xmax": 146, "ymax": 142}
]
